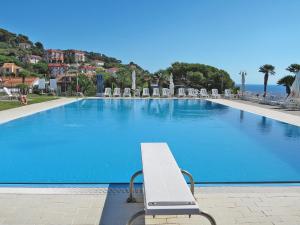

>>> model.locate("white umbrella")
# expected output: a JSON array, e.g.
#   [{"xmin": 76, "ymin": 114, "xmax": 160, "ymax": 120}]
[
  {"xmin": 169, "ymin": 73, "xmax": 174, "ymax": 96},
  {"xmin": 131, "ymin": 70, "xmax": 136, "ymax": 90},
  {"xmin": 290, "ymin": 71, "xmax": 300, "ymax": 98},
  {"xmin": 240, "ymin": 71, "xmax": 246, "ymax": 94}
]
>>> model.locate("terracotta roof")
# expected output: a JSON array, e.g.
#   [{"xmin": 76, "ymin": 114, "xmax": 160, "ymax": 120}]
[
  {"xmin": 79, "ymin": 65, "xmax": 96, "ymax": 70},
  {"xmin": 46, "ymin": 49, "xmax": 63, "ymax": 53},
  {"xmin": 1, "ymin": 77, "xmax": 39, "ymax": 87},
  {"xmin": 48, "ymin": 63, "xmax": 68, "ymax": 67},
  {"xmin": 65, "ymin": 49, "xmax": 85, "ymax": 54}
]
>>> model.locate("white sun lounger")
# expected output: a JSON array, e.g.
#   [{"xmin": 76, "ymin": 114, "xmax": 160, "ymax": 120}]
[
  {"xmin": 123, "ymin": 88, "xmax": 131, "ymax": 97},
  {"xmin": 200, "ymin": 88, "xmax": 209, "ymax": 98},
  {"xmin": 3, "ymin": 87, "xmax": 18, "ymax": 100},
  {"xmin": 187, "ymin": 88, "xmax": 197, "ymax": 97},
  {"xmin": 178, "ymin": 88, "xmax": 186, "ymax": 97},
  {"xmin": 142, "ymin": 88, "xmax": 150, "ymax": 97},
  {"xmin": 113, "ymin": 88, "xmax": 121, "ymax": 97},
  {"xmin": 162, "ymin": 88, "xmax": 170, "ymax": 98},
  {"xmin": 134, "ymin": 89, "xmax": 140, "ymax": 97},
  {"xmin": 126, "ymin": 143, "xmax": 216, "ymax": 225},
  {"xmin": 104, "ymin": 88, "xmax": 111, "ymax": 97},
  {"xmin": 152, "ymin": 88, "xmax": 160, "ymax": 97},
  {"xmin": 211, "ymin": 89, "xmax": 220, "ymax": 98},
  {"xmin": 224, "ymin": 89, "xmax": 234, "ymax": 99}
]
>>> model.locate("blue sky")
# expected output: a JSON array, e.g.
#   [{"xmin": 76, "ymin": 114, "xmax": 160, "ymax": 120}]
[{"xmin": 1, "ymin": 0, "xmax": 299, "ymax": 84}]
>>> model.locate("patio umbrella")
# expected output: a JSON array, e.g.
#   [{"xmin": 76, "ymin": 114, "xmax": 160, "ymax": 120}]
[
  {"xmin": 169, "ymin": 73, "xmax": 174, "ymax": 96},
  {"xmin": 290, "ymin": 71, "xmax": 300, "ymax": 98},
  {"xmin": 131, "ymin": 70, "xmax": 136, "ymax": 91},
  {"xmin": 240, "ymin": 71, "xmax": 246, "ymax": 94}
]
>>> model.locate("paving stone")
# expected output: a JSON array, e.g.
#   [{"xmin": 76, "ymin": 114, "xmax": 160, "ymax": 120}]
[{"xmin": 0, "ymin": 187, "xmax": 300, "ymax": 225}]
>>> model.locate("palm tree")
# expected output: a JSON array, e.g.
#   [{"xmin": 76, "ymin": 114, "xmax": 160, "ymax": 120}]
[
  {"xmin": 277, "ymin": 75, "xmax": 295, "ymax": 95},
  {"xmin": 19, "ymin": 69, "xmax": 30, "ymax": 84},
  {"xmin": 259, "ymin": 64, "xmax": 275, "ymax": 97},
  {"xmin": 286, "ymin": 64, "xmax": 300, "ymax": 74}
]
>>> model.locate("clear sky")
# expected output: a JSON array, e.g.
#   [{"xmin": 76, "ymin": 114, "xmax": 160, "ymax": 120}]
[{"xmin": 1, "ymin": 0, "xmax": 299, "ymax": 84}]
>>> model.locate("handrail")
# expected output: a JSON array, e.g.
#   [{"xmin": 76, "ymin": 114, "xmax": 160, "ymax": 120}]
[
  {"xmin": 126, "ymin": 170, "xmax": 143, "ymax": 203},
  {"xmin": 181, "ymin": 169, "xmax": 195, "ymax": 195}
]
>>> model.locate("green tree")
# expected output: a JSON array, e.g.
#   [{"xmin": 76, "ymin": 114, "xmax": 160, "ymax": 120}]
[
  {"xmin": 32, "ymin": 61, "xmax": 48, "ymax": 75},
  {"xmin": 286, "ymin": 64, "xmax": 300, "ymax": 74},
  {"xmin": 71, "ymin": 74, "xmax": 96, "ymax": 96},
  {"xmin": 18, "ymin": 69, "xmax": 31, "ymax": 84},
  {"xmin": 277, "ymin": 75, "xmax": 295, "ymax": 95},
  {"xmin": 115, "ymin": 67, "xmax": 131, "ymax": 89},
  {"xmin": 259, "ymin": 64, "xmax": 275, "ymax": 97},
  {"xmin": 186, "ymin": 71, "xmax": 204, "ymax": 89},
  {"xmin": 35, "ymin": 42, "xmax": 44, "ymax": 50}
]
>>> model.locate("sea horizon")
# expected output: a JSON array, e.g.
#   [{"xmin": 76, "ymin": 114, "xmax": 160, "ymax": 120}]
[{"xmin": 236, "ymin": 84, "xmax": 286, "ymax": 95}]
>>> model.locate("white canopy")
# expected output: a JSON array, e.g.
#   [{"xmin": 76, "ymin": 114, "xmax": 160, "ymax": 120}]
[{"xmin": 290, "ymin": 71, "xmax": 300, "ymax": 98}]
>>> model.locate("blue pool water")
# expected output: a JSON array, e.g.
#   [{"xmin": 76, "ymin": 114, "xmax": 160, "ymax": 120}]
[{"xmin": 0, "ymin": 99, "xmax": 300, "ymax": 184}]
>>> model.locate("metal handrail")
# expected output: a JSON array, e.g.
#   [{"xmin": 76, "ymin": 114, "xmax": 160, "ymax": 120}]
[
  {"xmin": 126, "ymin": 210, "xmax": 216, "ymax": 225},
  {"xmin": 126, "ymin": 170, "xmax": 143, "ymax": 203},
  {"xmin": 181, "ymin": 169, "xmax": 195, "ymax": 195}
]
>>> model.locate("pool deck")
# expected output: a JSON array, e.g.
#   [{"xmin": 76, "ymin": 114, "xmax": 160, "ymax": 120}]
[
  {"xmin": 0, "ymin": 186, "xmax": 299, "ymax": 225},
  {"xmin": 208, "ymin": 98, "xmax": 300, "ymax": 127},
  {"xmin": 0, "ymin": 97, "xmax": 79, "ymax": 124}
]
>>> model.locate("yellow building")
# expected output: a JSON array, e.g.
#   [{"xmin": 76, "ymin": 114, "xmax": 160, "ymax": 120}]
[{"xmin": 0, "ymin": 63, "xmax": 22, "ymax": 75}]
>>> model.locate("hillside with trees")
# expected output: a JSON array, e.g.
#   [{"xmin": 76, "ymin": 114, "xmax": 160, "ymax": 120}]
[{"xmin": 0, "ymin": 27, "xmax": 235, "ymax": 95}]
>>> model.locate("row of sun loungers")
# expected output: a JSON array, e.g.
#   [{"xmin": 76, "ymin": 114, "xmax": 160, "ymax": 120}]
[
  {"xmin": 103, "ymin": 87, "xmax": 227, "ymax": 98},
  {"xmin": 240, "ymin": 91, "xmax": 300, "ymax": 109}
]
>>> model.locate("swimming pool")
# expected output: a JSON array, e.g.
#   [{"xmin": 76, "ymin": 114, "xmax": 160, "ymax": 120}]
[{"xmin": 0, "ymin": 99, "xmax": 299, "ymax": 184}]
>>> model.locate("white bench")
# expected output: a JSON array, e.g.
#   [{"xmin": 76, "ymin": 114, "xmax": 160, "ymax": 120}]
[{"xmin": 126, "ymin": 143, "xmax": 216, "ymax": 225}]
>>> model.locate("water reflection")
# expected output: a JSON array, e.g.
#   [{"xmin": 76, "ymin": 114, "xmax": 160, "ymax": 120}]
[
  {"xmin": 257, "ymin": 117, "xmax": 273, "ymax": 133},
  {"xmin": 284, "ymin": 124, "xmax": 300, "ymax": 138},
  {"xmin": 239, "ymin": 110, "xmax": 244, "ymax": 122},
  {"xmin": 141, "ymin": 99, "xmax": 229, "ymax": 120}
]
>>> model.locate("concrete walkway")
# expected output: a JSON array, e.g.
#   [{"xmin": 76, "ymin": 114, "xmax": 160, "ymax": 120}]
[
  {"xmin": 0, "ymin": 98, "xmax": 78, "ymax": 124},
  {"xmin": 208, "ymin": 99, "xmax": 300, "ymax": 127},
  {"xmin": 0, "ymin": 187, "xmax": 299, "ymax": 225}
]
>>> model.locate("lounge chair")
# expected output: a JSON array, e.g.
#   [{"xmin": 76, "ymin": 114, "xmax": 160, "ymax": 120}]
[
  {"xmin": 211, "ymin": 89, "xmax": 220, "ymax": 98},
  {"xmin": 104, "ymin": 88, "xmax": 112, "ymax": 97},
  {"xmin": 123, "ymin": 88, "xmax": 131, "ymax": 97},
  {"xmin": 134, "ymin": 89, "xmax": 140, "ymax": 97},
  {"xmin": 142, "ymin": 88, "xmax": 150, "ymax": 97},
  {"xmin": 200, "ymin": 88, "xmax": 209, "ymax": 98},
  {"xmin": 126, "ymin": 143, "xmax": 216, "ymax": 225},
  {"xmin": 3, "ymin": 87, "xmax": 18, "ymax": 100},
  {"xmin": 224, "ymin": 89, "xmax": 234, "ymax": 99},
  {"xmin": 187, "ymin": 88, "xmax": 197, "ymax": 97},
  {"xmin": 152, "ymin": 88, "xmax": 160, "ymax": 97},
  {"xmin": 178, "ymin": 88, "xmax": 186, "ymax": 97},
  {"xmin": 162, "ymin": 88, "xmax": 170, "ymax": 98},
  {"xmin": 280, "ymin": 98, "xmax": 300, "ymax": 109},
  {"xmin": 113, "ymin": 88, "xmax": 121, "ymax": 97}
]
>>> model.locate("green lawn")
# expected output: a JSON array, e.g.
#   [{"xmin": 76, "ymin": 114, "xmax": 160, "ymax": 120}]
[{"xmin": 0, "ymin": 94, "xmax": 59, "ymax": 111}]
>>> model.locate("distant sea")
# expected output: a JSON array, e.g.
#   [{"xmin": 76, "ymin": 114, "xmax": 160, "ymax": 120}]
[{"xmin": 237, "ymin": 84, "xmax": 286, "ymax": 96}]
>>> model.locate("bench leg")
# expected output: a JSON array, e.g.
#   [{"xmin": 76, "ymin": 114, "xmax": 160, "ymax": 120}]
[
  {"xmin": 181, "ymin": 169, "xmax": 195, "ymax": 195},
  {"xmin": 127, "ymin": 170, "xmax": 143, "ymax": 203},
  {"xmin": 198, "ymin": 211, "xmax": 217, "ymax": 225},
  {"xmin": 126, "ymin": 209, "xmax": 145, "ymax": 225}
]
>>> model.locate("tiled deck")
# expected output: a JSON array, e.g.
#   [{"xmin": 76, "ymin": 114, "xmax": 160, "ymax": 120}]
[
  {"xmin": 0, "ymin": 187, "xmax": 300, "ymax": 225},
  {"xmin": 0, "ymin": 98, "xmax": 78, "ymax": 124}
]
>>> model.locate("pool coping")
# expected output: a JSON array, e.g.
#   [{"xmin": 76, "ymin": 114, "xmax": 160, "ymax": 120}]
[{"xmin": 0, "ymin": 97, "xmax": 80, "ymax": 125}]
